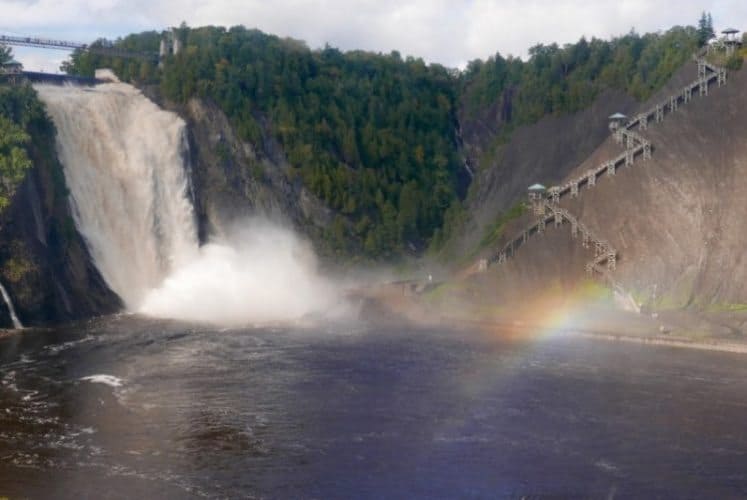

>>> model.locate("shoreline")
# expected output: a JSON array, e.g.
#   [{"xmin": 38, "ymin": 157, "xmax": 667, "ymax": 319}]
[{"xmin": 575, "ymin": 330, "xmax": 747, "ymax": 354}]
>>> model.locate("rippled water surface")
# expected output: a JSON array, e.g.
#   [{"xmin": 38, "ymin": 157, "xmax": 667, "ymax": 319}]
[{"xmin": 1, "ymin": 316, "xmax": 747, "ymax": 498}]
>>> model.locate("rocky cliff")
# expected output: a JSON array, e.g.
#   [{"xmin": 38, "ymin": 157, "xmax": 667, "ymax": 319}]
[
  {"xmin": 0, "ymin": 117, "xmax": 120, "ymax": 327},
  {"xmin": 472, "ymin": 61, "xmax": 747, "ymax": 309}
]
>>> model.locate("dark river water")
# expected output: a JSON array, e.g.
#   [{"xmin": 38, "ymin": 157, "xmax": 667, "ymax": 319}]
[{"xmin": 1, "ymin": 315, "xmax": 747, "ymax": 499}]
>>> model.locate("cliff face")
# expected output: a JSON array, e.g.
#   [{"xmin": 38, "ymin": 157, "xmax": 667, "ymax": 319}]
[
  {"xmin": 0, "ymin": 131, "xmax": 120, "ymax": 327},
  {"xmin": 477, "ymin": 63, "xmax": 747, "ymax": 308},
  {"xmin": 454, "ymin": 88, "xmax": 637, "ymax": 255},
  {"xmin": 179, "ymin": 97, "xmax": 334, "ymax": 244}
]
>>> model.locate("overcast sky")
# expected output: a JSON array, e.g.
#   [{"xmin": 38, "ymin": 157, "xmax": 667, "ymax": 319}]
[{"xmin": 2, "ymin": 0, "xmax": 746, "ymax": 72}]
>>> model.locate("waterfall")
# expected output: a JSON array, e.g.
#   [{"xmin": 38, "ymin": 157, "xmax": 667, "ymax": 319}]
[
  {"xmin": 35, "ymin": 82, "xmax": 341, "ymax": 325},
  {"xmin": 0, "ymin": 280, "xmax": 23, "ymax": 329},
  {"xmin": 35, "ymin": 83, "xmax": 198, "ymax": 310}
]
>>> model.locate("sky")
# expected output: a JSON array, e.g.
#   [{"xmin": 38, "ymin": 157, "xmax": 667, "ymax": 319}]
[{"xmin": 1, "ymin": 0, "xmax": 746, "ymax": 73}]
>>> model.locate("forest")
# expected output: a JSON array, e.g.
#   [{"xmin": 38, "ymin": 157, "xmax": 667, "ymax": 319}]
[
  {"xmin": 0, "ymin": 45, "xmax": 51, "ymax": 213},
  {"xmin": 61, "ymin": 23, "xmax": 705, "ymax": 259}
]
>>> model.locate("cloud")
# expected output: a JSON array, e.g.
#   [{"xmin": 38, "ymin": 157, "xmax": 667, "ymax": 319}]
[{"xmin": 2, "ymin": 0, "xmax": 746, "ymax": 71}]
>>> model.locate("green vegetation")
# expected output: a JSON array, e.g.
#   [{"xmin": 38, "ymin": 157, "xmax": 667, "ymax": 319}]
[
  {"xmin": 0, "ymin": 45, "xmax": 11, "ymax": 65},
  {"xmin": 66, "ymin": 27, "xmax": 461, "ymax": 259},
  {"xmin": 0, "ymin": 78, "xmax": 52, "ymax": 212},
  {"xmin": 63, "ymin": 23, "xmax": 702, "ymax": 259},
  {"xmin": 477, "ymin": 202, "xmax": 527, "ymax": 250},
  {"xmin": 462, "ymin": 26, "xmax": 699, "ymax": 124},
  {"xmin": 696, "ymin": 12, "xmax": 715, "ymax": 47}
]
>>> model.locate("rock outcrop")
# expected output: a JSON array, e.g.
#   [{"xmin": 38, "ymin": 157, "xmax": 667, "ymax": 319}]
[
  {"xmin": 478, "ymin": 62, "xmax": 747, "ymax": 308},
  {"xmin": 0, "ymin": 130, "xmax": 121, "ymax": 327}
]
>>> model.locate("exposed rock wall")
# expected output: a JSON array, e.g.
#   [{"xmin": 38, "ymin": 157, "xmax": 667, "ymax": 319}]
[
  {"xmin": 0, "ymin": 133, "xmax": 121, "ymax": 327},
  {"xmin": 480, "ymin": 63, "xmax": 747, "ymax": 308}
]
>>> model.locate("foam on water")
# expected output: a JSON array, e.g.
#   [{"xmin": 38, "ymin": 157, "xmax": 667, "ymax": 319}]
[
  {"xmin": 81, "ymin": 375, "xmax": 124, "ymax": 388},
  {"xmin": 36, "ymin": 82, "xmax": 343, "ymax": 326}
]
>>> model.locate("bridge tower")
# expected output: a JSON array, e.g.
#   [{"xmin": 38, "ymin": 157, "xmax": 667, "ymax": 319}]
[{"xmin": 159, "ymin": 28, "xmax": 183, "ymax": 67}]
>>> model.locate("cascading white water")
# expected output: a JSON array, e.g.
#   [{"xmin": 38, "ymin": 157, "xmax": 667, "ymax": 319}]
[
  {"xmin": 35, "ymin": 82, "xmax": 340, "ymax": 325},
  {"xmin": 36, "ymin": 83, "xmax": 199, "ymax": 310},
  {"xmin": 0, "ymin": 280, "xmax": 23, "ymax": 329}
]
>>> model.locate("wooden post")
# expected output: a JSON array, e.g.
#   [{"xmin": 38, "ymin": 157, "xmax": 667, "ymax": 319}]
[
  {"xmin": 549, "ymin": 186, "xmax": 560, "ymax": 205},
  {"xmin": 554, "ymin": 210, "xmax": 562, "ymax": 227},
  {"xmin": 643, "ymin": 142, "xmax": 652, "ymax": 160},
  {"xmin": 639, "ymin": 114, "xmax": 648, "ymax": 130},
  {"xmin": 607, "ymin": 161, "xmax": 616, "ymax": 176},
  {"xmin": 670, "ymin": 95, "xmax": 678, "ymax": 112},
  {"xmin": 587, "ymin": 170, "xmax": 596, "ymax": 187},
  {"xmin": 625, "ymin": 149, "xmax": 634, "ymax": 166},
  {"xmin": 700, "ymin": 77, "xmax": 708, "ymax": 96},
  {"xmin": 595, "ymin": 241, "xmax": 604, "ymax": 257},
  {"xmin": 718, "ymin": 70, "xmax": 726, "ymax": 87},
  {"xmin": 655, "ymin": 104, "xmax": 664, "ymax": 123},
  {"xmin": 570, "ymin": 182, "xmax": 579, "ymax": 198},
  {"xmin": 684, "ymin": 87, "xmax": 692, "ymax": 103},
  {"xmin": 614, "ymin": 129, "xmax": 624, "ymax": 145},
  {"xmin": 698, "ymin": 59, "xmax": 706, "ymax": 78},
  {"xmin": 607, "ymin": 252, "xmax": 616, "ymax": 271},
  {"xmin": 498, "ymin": 252, "xmax": 506, "ymax": 264},
  {"xmin": 538, "ymin": 218, "xmax": 546, "ymax": 234}
]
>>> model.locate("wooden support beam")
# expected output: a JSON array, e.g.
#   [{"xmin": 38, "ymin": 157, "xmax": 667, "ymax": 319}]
[
  {"xmin": 700, "ymin": 77, "xmax": 708, "ymax": 96},
  {"xmin": 718, "ymin": 70, "xmax": 727, "ymax": 87},
  {"xmin": 538, "ymin": 218, "xmax": 545, "ymax": 234},
  {"xmin": 670, "ymin": 95, "xmax": 678, "ymax": 112},
  {"xmin": 607, "ymin": 161, "xmax": 615, "ymax": 176},
  {"xmin": 643, "ymin": 142, "xmax": 652, "ymax": 160},
  {"xmin": 655, "ymin": 104, "xmax": 664, "ymax": 123},
  {"xmin": 639, "ymin": 114, "xmax": 648, "ymax": 130},
  {"xmin": 549, "ymin": 186, "xmax": 560, "ymax": 204},
  {"xmin": 614, "ymin": 129, "xmax": 624, "ymax": 145},
  {"xmin": 587, "ymin": 170, "xmax": 596, "ymax": 187}
]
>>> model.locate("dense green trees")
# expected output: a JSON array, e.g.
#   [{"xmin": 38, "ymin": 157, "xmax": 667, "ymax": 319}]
[
  {"xmin": 697, "ymin": 12, "xmax": 715, "ymax": 46},
  {"xmin": 62, "ymin": 24, "xmax": 701, "ymax": 259},
  {"xmin": 0, "ymin": 45, "xmax": 11, "ymax": 65},
  {"xmin": 0, "ymin": 51, "xmax": 54, "ymax": 212},
  {"xmin": 462, "ymin": 26, "xmax": 699, "ymax": 124},
  {"xmin": 66, "ymin": 27, "xmax": 461, "ymax": 258}
]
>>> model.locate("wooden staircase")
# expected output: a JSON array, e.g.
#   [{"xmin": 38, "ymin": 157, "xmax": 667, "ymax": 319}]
[{"xmin": 480, "ymin": 55, "xmax": 727, "ymax": 287}]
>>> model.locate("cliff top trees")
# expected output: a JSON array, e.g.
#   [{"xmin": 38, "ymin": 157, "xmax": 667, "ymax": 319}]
[
  {"xmin": 0, "ymin": 45, "xmax": 11, "ymax": 66},
  {"xmin": 697, "ymin": 12, "xmax": 716, "ymax": 46}
]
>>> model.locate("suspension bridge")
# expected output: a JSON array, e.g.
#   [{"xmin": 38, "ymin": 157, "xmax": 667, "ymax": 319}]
[{"xmin": 0, "ymin": 34, "xmax": 158, "ymax": 61}]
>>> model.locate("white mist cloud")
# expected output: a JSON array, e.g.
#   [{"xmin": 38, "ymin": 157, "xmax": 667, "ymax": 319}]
[
  {"xmin": 139, "ymin": 220, "xmax": 346, "ymax": 326},
  {"xmin": 3, "ymin": 0, "xmax": 747, "ymax": 71}
]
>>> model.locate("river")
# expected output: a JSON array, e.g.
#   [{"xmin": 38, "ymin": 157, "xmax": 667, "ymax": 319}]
[{"xmin": 1, "ymin": 316, "xmax": 746, "ymax": 498}]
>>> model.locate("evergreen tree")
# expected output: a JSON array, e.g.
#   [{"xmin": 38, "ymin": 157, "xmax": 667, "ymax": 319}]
[
  {"xmin": 0, "ymin": 45, "xmax": 11, "ymax": 65},
  {"xmin": 697, "ymin": 11, "xmax": 715, "ymax": 46}
]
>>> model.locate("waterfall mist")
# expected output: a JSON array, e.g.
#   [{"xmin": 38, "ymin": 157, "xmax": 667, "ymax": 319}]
[{"xmin": 36, "ymin": 83, "xmax": 341, "ymax": 325}]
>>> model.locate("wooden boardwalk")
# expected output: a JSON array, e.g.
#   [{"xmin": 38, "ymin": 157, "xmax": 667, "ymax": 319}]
[{"xmin": 481, "ymin": 55, "xmax": 727, "ymax": 286}]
